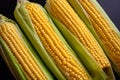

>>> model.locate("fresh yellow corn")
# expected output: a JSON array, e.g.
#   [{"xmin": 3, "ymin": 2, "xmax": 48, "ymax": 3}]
[
  {"xmin": 0, "ymin": 15, "xmax": 54, "ymax": 80},
  {"xmin": 77, "ymin": 0, "xmax": 120, "ymax": 73},
  {"xmin": 25, "ymin": 2, "xmax": 91, "ymax": 80},
  {"xmin": 0, "ymin": 22, "xmax": 47, "ymax": 80},
  {"xmin": 45, "ymin": 0, "xmax": 110, "ymax": 72}
]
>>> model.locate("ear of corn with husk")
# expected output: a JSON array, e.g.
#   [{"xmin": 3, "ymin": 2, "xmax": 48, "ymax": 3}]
[
  {"xmin": 14, "ymin": 2, "xmax": 66, "ymax": 79},
  {"xmin": 50, "ymin": 14, "xmax": 108, "ymax": 80},
  {"xmin": 14, "ymin": 0, "xmax": 93, "ymax": 80},
  {"xmin": 45, "ymin": 0, "xmax": 115, "ymax": 79},
  {"xmin": 67, "ymin": 0, "xmax": 120, "ymax": 77},
  {"xmin": 0, "ymin": 14, "xmax": 54, "ymax": 80}
]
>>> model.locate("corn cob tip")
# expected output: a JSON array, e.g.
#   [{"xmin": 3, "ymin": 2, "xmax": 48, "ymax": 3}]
[
  {"xmin": 0, "ymin": 14, "xmax": 9, "ymax": 22},
  {"xmin": 0, "ymin": 14, "xmax": 6, "ymax": 19}
]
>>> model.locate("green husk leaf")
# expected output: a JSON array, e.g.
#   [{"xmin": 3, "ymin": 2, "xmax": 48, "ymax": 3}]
[
  {"xmin": 14, "ymin": 1, "xmax": 66, "ymax": 80},
  {"xmin": 49, "ymin": 14, "xmax": 107, "ymax": 80},
  {"xmin": 67, "ymin": 0, "xmax": 115, "ymax": 79}
]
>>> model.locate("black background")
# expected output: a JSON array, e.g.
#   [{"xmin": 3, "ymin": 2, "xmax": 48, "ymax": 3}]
[{"xmin": 0, "ymin": 0, "xmax": 120, "ymax": 80}]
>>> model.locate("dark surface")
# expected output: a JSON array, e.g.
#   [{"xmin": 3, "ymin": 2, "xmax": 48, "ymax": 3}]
[
  {"xmin": 0, "ymin": 0, "xmax": 120, "ymax": 80},
  {"xmin": 98, "ymin": 0, "xmax": 120, "ymax": 31}
]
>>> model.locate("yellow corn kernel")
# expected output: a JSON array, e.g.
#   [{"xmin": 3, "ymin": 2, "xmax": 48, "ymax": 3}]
[
  {"xmin": 25, "ymin": 2, "xmax": 90, "ymax": 80},
  {"xmin": 45, "ymin": 0, "xmax": 110, "ymax": 70},
  {"xmin": 0, "ymin": 22, "xmax": 47, "ymax": 80},
  {"xmin": 78, "ymin": 0, "xmax": 120, "ymax": 70}
]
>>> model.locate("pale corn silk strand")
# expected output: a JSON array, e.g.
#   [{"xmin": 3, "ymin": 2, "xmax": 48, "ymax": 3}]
[
  {"xmin": 78, "ymin": 0, "xmax": 120, "ymax": 69},
  {"xmin": 0, "ymin": 22, "xmax": 47, "ymax": 80},
  {"xmin": 46, "ymin": 0, "xmax": 110, "ymax": 70},
  {"xmin": 25, "ymin": 2, "xmax": 90, "ymax": 80}
]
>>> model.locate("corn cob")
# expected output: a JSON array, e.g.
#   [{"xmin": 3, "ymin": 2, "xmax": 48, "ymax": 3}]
[
  {"xmin": 45, "ymin": 0, "xmax": 114, "ymax": 79},
  {"xmin": 74, "ymin": 0, "xmax": 120, "ymax": 75},
  {"xmin": 66, "ymin": 0, "xmax": 115, "ymax": 79},
  {"xmin": 0, "ymin": 14, "xmax": 54, "ymax": 80},
  {"xmin": 14, "ymin": 1, "xmax": 92, "ymax": 80}
]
